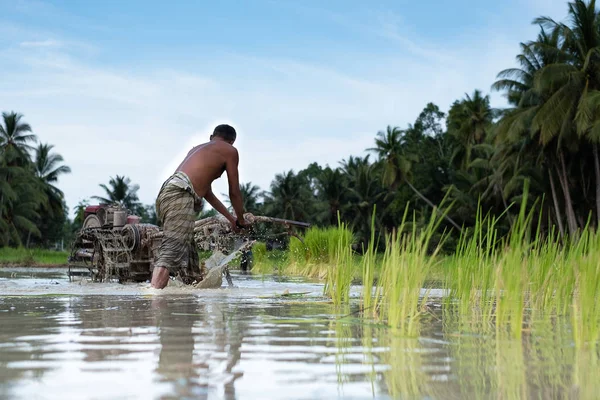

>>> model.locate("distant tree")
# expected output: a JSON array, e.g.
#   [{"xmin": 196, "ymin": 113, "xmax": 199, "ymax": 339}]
[
  {"xmin": 262, "ymin": 170, "xmax": 315, "ymax": 222},
  {"xmin": 34, "ymin": 143, "xmax": 71, "ymax": 216},
  {"xmin": 223, "ymin": 182, "xmax": 263, "ymax": 214},
  {"xmin": 92, "ymin": 175, "xmax": 142, "ymax": 212},
  {"xmin": 0, "ymin": 112, "xmax": 43, "ymax": 246},
  {"xmin": 0, "ymin": 111, "xmax": 36, "ymax": 165}
]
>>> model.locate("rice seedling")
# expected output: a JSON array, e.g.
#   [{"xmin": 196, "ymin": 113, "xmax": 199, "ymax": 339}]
[
  {"xmin": 250, "ymin": 243, "xmax": 289, "ymax": 275},
  {"xmin": 442, "ymin": 205, "xmax": 500, "ymax": 328},
  {"xmin": 360, "ymin": 206, "xmax": 378, "ymax": 315},
  {"xmin": 374, "ymin": 204, "xmax": 446, "ymax": 336},
  {"xmin": 323, "ymin": 221, "xmax": 355, "ymax": 305},
  {"xmin": 570, "ymin": 225, "xmax": 600, "ymax": 348}
]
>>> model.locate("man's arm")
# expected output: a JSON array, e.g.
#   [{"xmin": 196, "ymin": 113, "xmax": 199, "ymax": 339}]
[
  {"xmin": 204, "ymin": 187, "xmax": 236, "ymax": 224},
  {"xmin": 225, "ymin": 148, "xmax": 246, "ymax": 224}
]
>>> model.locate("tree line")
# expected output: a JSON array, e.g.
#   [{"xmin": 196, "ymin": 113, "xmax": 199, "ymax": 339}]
[
  {"xmin": 238, "ymin": 0, "xmax": 600, "ymax": 250},
  {"xmin": 3, "ymin": 0, "xmax": 599, "ymax": 253}
]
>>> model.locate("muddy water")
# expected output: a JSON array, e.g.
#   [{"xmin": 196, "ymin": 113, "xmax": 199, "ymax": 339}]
[{"xmin": 0, "ymin": 268, "xmax": 598, "ymax": 399}]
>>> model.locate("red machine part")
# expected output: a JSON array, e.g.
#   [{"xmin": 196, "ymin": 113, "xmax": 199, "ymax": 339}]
[{"xmin": 83, "ymin": 205, "xmax": 102, "ymax": 219}]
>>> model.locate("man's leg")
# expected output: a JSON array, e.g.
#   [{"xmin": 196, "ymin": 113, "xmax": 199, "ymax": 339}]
[
  {"xmin": 151, "ymin": 266, "xmax": 170, "ymax": 289},
  {"xmin": 151, "ymin": 184, "xmax": 196, "ymax": 289}
]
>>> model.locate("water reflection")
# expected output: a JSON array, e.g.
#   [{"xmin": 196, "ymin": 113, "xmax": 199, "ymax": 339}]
[
  {"xmin": 1, "ymin": 291, "xmax": 600, "ymax": 399},
  {"xmin": 0, "ymin": 297, "xmax": 68, "ymax": 399}
]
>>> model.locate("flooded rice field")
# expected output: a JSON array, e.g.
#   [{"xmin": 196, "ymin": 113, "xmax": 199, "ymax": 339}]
[{"xmin": 0, "ymin": 267, "xmax": 598, "ymax": 399}]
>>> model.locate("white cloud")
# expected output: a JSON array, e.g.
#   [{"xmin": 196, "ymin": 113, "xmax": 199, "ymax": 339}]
[{"xmin": 19, "ymin": 39, "xmax": 62, "ymax": 48}]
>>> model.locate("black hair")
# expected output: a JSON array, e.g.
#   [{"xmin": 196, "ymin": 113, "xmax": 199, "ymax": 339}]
[{"xmin": 212, "ymin": 124, "xmax": 237, "ymax": 142}]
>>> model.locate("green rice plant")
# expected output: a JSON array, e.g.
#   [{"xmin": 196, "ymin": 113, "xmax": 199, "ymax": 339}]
[
  {"xmin": 526, "ymin": 225, "xmax": 567, "ymax": 317},
  {"xmin": 323, "ymin": 221, "xmax": 354, "ymax": 305},
  {"xmin": 570, "ymin": 226, "xmax": 600, "ymax": 348},
  {"xmin": 250, "ymin": 243, "xmax": 289, "ymax": 275},
  {"xmin": 492, "ymin": 183, "xmax": 539, "ymax": 338},
  {"xmin": 252, "ymin": 241, "xmax": 267, "ymax": 262},
  {"xmin": 305, "ymin": 227, "xmax": 332, "ymax": 264},
  {"xmin": 443, "ymin": 203, "xmax": 500, "ymax": 328},
  {"xmin": 375, "ymin": 204, "xmax": 446, "ymax": 336},
  {"xmin": 249, "ymin": 242, "xmax": 270, "ymax": 274},
  {"xmin": 288, "ymin": 235, "xmax": 308, "ymax": 265},
  {"xmin": 285, "ymin": 225, "xmax": 354, "ymax": 279},
  {"xmin": 360, "ymin": 206, "xmax": 378, "ymax": 314}
]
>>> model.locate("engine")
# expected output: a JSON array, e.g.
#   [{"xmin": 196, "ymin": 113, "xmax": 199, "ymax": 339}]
[{"xmin": 68, "ymin": 204, "xmax": 161, "ymax": 283}]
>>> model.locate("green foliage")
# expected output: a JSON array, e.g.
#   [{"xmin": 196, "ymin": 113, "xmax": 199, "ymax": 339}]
[
  {"xmin": 0, "ymin": 247, "xmax": 69, "ymax": 265},
  {"xmin": 92, "ymin": 175, "xmax": 142, "ymax": 212}
]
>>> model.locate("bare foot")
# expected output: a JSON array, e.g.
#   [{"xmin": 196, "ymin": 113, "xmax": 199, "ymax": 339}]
[{"xmin": 151, "ymin": 266, "xmax": 170, "ymax": 289}]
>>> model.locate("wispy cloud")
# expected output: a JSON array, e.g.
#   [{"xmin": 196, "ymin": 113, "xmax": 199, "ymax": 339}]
[{"xmin": 19, "ymin": 39, "xmax": 62, "ymax": 48}]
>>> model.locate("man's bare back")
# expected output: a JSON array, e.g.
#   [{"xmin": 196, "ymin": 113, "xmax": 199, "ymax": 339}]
[
  {"xmin": 176, "ymin": 140, "xmax": 234, "ymax": 199},
  {"xmin": 174, "ymin": 129, "xmax": 247, "ymax": 230}
]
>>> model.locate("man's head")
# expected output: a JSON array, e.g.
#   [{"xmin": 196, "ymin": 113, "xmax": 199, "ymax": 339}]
[{"xmin": 210, "ymin": 124, "xmax": 237, "ymax": 144}]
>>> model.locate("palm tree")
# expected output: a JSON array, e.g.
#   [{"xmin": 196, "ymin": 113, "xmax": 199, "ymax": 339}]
[
  {"xmin": 0, "ymin": 112, "xmax": 41, "ymax": 246},
  {"xmin": 0, "ymin": 112, "xmax": 38, "ymax": 215},
  {"xmin": 516, "ymin": 0, "xmax": 600, "ymax": 233},
  {"xmin": 73, "ymin": 199, "xmax": 90, "ymax": 227},
  {"xmin": 92, "ymin": 175, "xmax": 141, "ymax": 212},
  {"xmin": 447, "ymin": 90, "xmax": 495, "ymax": 171},
  {"xmin": 340, "ymin": 154, "xmax": 371, "ymax": 178},
  {"xmin": 492, "ymin": 23, "xmax": 574, "ymax": 236},
  {"xmin": 262, "ymin": 170, "xmax": 314, "ymax": 222},
  {"xmin": 224, "ymin": 182, "xmax": 262, "ymax": 214},
  {"xmin": 368, "ymin": 126, "xmax": 406, "ymax": 188},
  {"xmin": 316, "ymin": 167, "xmax": 348, "ymax": 226},
  {"xmin": 34, "ymin": 143, "xmax": 71, "ymax": 217},
  {"xmin": 343, "ymin": 162, "xmax": 387, "ymax": 238},
  {"xmin": 368, "ymin": 126, "xmax": 463, "ymax": 231},
  {"xmin": 0, "ymin": 111, "xmax": 37, "ymax": 165},
  {"xmin": 0, "ymin": 167, "xmax": 46, "ymax": 246}
]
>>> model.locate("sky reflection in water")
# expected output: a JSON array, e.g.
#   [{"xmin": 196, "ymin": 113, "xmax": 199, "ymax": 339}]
[{"xmin": 0, "ymin": 269, "xmax": 598, "ymax": 399}]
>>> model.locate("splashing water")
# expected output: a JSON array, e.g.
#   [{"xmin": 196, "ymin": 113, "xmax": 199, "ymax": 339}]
[{"xmin": 194, "ymin": 240, "xmax": 255, "ymax": 289}]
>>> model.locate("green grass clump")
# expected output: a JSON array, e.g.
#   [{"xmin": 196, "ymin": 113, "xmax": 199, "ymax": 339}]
[
  {"xmin": 288, "ymin": 235, "xmax": 308, "ymax": 265},
  {"xmin": 0, "ymin": 247, "xmax": 69, "ymax": 266},
  {"xmin": 374, "ymin": 205, "xmax": 446, "ymax": 336},
  {"xmin": 441, "ymin": 182, "xmax": 600, "ymax": 345},
  {"xmin": 360, "ymin": 210, "xmax": 378, "ymax": 314},
  {"xmin": 252, "ymin": 241, "xmax": 267, "ymax": 263},
  {"xmin": 324, "ymin": 221, "xmax": 355, "ymax": 305},
  {"xmin": 286, "ymin": 225, "xmax": 355, "ymax": 279},
  {"xmin": 250, "ymin": 241, "xmax": 289, "ymax": 275}
]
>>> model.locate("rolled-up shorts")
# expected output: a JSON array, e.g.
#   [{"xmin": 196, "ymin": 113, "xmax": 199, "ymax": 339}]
[{"xmin": 154, "ymin": 171, "xmax": 203, "ymax": 280}]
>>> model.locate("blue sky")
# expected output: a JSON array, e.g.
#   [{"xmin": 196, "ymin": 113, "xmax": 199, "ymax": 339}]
[{"xmin": 0, "ymin": 0, "xmax": 568, "ymax": 218}]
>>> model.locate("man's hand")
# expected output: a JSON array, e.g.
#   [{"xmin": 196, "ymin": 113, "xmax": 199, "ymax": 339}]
[
  {"xmin": 230, "ymin": 214, "xmax": 253, "ymax": 233},
  {"xmin": 231, "ymin": 216, "xmax": 248, "ymax": 233}
]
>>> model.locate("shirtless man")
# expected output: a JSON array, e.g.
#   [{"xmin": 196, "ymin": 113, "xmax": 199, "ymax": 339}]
[{"xmin": 150, "ymin": 124, "xmax": 249, "ymax": 289}]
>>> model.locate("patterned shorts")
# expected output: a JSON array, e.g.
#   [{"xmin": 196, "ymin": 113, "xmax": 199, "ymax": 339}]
[{"xmin": 154, "ymin": 171, "xmax": 203, "ymax": 281}]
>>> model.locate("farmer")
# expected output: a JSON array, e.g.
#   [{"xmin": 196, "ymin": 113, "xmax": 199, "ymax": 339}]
[{"xmin": 151, "ymin": 124, "xmax": 249, "ymax": 289}]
